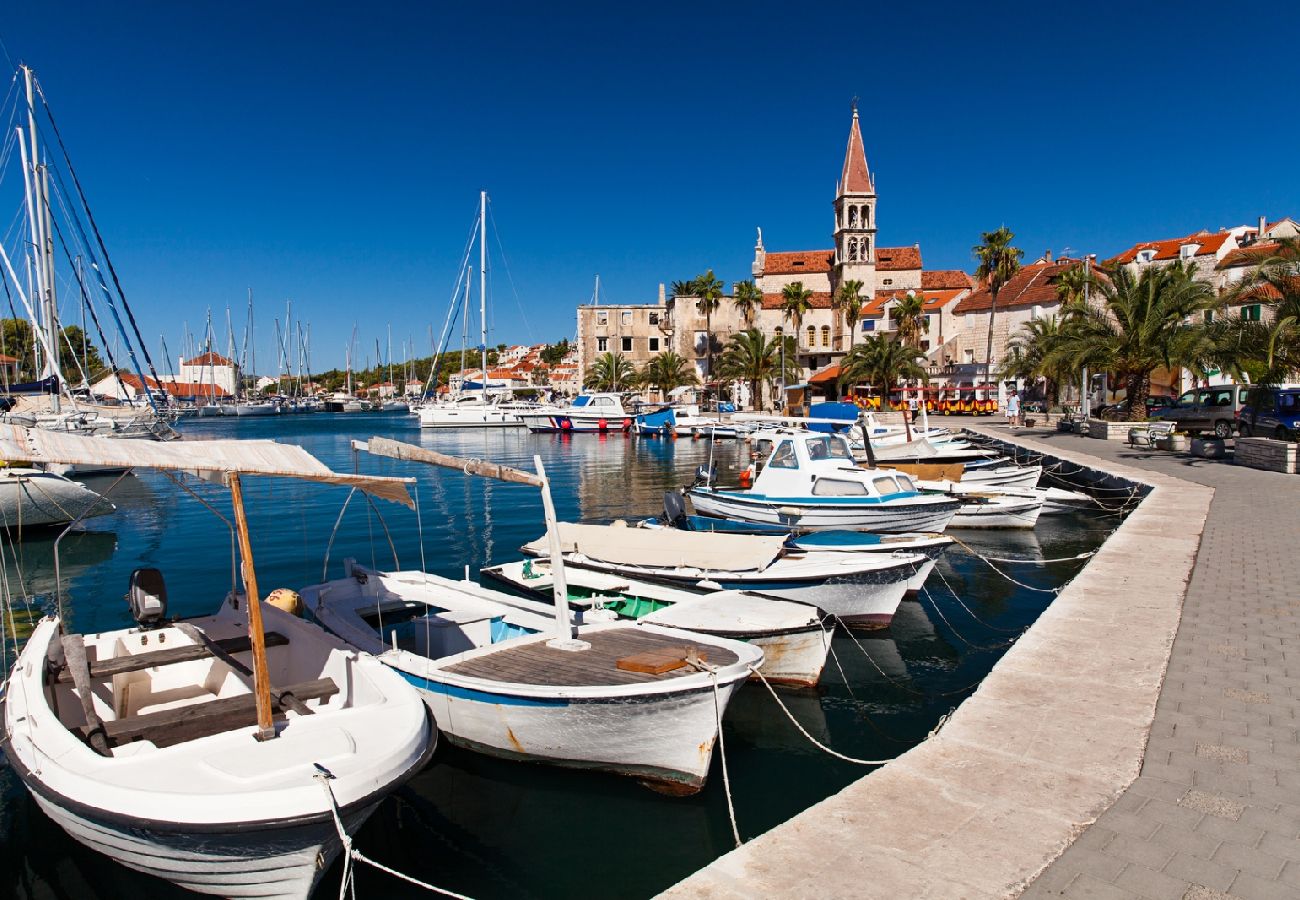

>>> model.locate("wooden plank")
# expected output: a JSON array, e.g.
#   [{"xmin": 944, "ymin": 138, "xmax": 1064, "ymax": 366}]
[
  {"xmin": 366, "ymin": 437, "xmax": 545, "ymax": 487},
  {"xmin": 103, "ymin": 677, "xmax": 339, "ymax": 747},
  {"xmin": 616, "ymin": 647, "xmax": 705, "ymax": 675},
  {"xmin": 61, "ymin": 634, "xmax": 111, "ymax": 756},
  {"xmin": 54, "ymin": 632, "xmax": 290, "ymax": 684},
  {"xmin": 229, "ymin": 472, "xmax": 275, "ymax": 741},
  {"xmin": 875, "ymin": 461, "xmax": 966, "ymax": 481}
]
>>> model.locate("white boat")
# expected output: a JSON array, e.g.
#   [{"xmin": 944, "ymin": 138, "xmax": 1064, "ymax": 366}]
[
  {"xmin": 947, "ymin": 494, "xmax": 1043, "ymax": 529},
  {"xmin": 689, "ymin": 431, "xmax": 960, "ymax": 533},
  {"xmin": 233, "ymin": 399, "xmax": 281, "ymax": 416},
  {"xmin": 380, "ymin": 399, "xmax": 410, "ymax": 413},
  {"xmin": 482, "ymin": 558, "xmax": 832, "ymax": 687},
  {"xmin": 303, "ymin": 563, "xmax": 760, "ymax": 794},
  {"xmin": 521, "ymin": 521, "xmax": 925, "ymax": 628},
  {"xmin": 516, "ymin": 392, "xmax": 636, "ymax": 434},
  {"xmin": 0, "ymin": 421, "xmax": 433, "ymax": 900},
  {"xmin": 0, "ymin": 466, "xmax": 114, "ymax": 529},
  {"xmin": 958, "ymin": 463, "xmax": 1042, "ymax": 489},
  {"xmin": 417, "ymin": 395, "xmax": 524, "ymax": 428}
]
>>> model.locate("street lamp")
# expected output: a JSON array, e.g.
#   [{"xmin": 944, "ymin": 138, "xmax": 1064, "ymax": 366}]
[{"xmin": 775, "ymin": 326, "xmax": 785, "ymax": 413}]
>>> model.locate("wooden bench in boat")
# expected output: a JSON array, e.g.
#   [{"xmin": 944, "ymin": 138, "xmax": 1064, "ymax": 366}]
[
  {"xmin": 53, "ymin": 631, "xmax": 291, "ymax": 684},
  {"xmin": 443, "ymin": 627, "xmax": 739, "ymax": 687},
  {"xmin": 94, "ymin": 677, "xmax": 340, "ymax": 749}
]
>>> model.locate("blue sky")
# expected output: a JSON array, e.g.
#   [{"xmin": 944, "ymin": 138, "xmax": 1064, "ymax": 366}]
[{"xmin": 4, "ymin": 1, "xmax": 1297, "ymax": 372}]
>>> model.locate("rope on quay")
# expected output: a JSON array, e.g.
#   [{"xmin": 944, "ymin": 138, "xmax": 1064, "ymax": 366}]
[
  {"xmin": 829, "ymin": 613, "xmax": 990, "ymax": 698},
  {"xmin": 943, "ymin": 534, "xmax": 1065, "ymax": 594},
  {"xmin": 931, "ymin": 566, "xmax": 1026, "ymax": 635},
  {"xmin": 316, "ymin": 768, "xmax": 476, "ymax": 900},
  {"xmin": 822, "ymin": 631, "xmax": 911, "ymax": 745},
  {"xmin": 708, "ymin": 666, "xmax": 742, "ymax": 849},
  {"xmin": 918, "ymin": 586, "xmax": 1021, "ymax": 652}
]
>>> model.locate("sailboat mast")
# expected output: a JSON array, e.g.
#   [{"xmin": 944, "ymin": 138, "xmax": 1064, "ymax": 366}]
[{"xmin": 480, "ymin": 190, "xmax": 487, "ymax": 406}]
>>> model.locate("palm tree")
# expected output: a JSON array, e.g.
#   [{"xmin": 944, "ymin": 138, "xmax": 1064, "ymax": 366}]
[
  {"xmin": 891, "ymin": 291, "xmax": 929, "ymax": 348},
  {"xmin": 716, "ymin": 328, "xmax": 798, "ymax": 411},
  {"xmin": 583, "ymin": 352, "xmax": 637, "ymax": 391},
  {"xmin": 1055, "ymin": 262, "xmax": 1089, "ymax": 306},
  {"xmin": 670, "ymin": 279, "xmax": 697, "ymax": 299},
  {"xmin": 972, "ymin": 226, "xmax": 1024, "ymax": 388},
  {"xmin": 998, "ymin": 315, "xmax": 1069, "ymax": 406},
  {"xmin": 832, "ymin": 279, "xmax": 864, "ymax": 353},
  {"xmin": 732, "ymin": 280, "xmax": 763, "ymax": 327},
  {"xmin": 693, "ymin": 269, "xmax": 724, "ymax": 379},
  {"xmin": 838, "ymin": 335, "xmax": 929, "ymax": 399},
  {"xmin": 639, "ymin": 351, "xmax": 699, "ymax": 398},
  {"xmin": 1219, "ymin": 238, "xmax": 1300, "ymax": 384},
  {"xmin": 1045, "ymin": 261, "xmax": 1215, "ymax": 421},
  {"xmin": 780, "ymin": 281, "xmax": 814, "ymax": 352}
]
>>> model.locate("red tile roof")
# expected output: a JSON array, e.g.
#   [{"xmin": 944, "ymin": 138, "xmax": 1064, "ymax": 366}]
[
  {"xmin": 809, "ymin": 364, "xmax": 843, "ymax": 385},
  {"xmin": 838, "ymin": 110, "xmax": 873, "ymax": 195},
  {"xmin": 861, "ymin": 288, "xmax": 966, "ymax": 317},
  {"xmin": 877, "ymin": 246, "xmax": 922, "ymax": 271},
  {"xmin": 0, "ymin": 353, "xmax": 16, "ymax": 365},
  {"xmin": 763, "ymin": 250, "xmax": 835, "ymax": 275},
  {"xmin": 181, "ymin": 351, "xmax": 236, "ymax": 368},
  {"xmin": 953, "ymin": 260, "xmax": 1088, "ymax": 314},
  {"xmin": 1219, "ymin": 242, "xmax": 1284, "ymax": 269},
  {"xmin": 1107, "ymin": 231, "xmax": 1232, "ymax": 266},
  {"xmin": 111, "ymin": 372, "xmax": 232, "ymax": 397},
  {"xmin": 761, "ymin": 291, "xmax": 835, "ymax": 311},
  {"xmin": 921, "ymin": 269, "xmax": 975, "ymax": 290}
]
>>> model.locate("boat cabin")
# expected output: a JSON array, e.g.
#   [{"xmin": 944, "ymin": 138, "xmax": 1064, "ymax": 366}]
[{"xmin": 750, "ymin": 431, "xmax": 920, "ymax": 499}]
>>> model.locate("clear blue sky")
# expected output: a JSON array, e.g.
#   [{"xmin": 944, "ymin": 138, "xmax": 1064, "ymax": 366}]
[{"xmin": 4, "ymin": 1, "xmax": 1297, "ymax": 372}]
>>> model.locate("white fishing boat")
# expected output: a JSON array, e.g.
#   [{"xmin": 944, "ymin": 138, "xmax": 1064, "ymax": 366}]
[
  {"xmin": 521, "ymin": 520, "xmax": 925, "ymax": 628},
  {"xmin": 689, "ymin": 431, "xmax": 960, "ymax": 533},
  {"xmin": 516, "ymin": 392, "xmax": 635, "ymax": 434},
  {"xmin": 0, "ymin": 466, "xmax": 113, "ymax": 529},
  {"xmin": 303, "ymin": 562, "xmax": 760, "ymax": 794},
  {"xmin": 946, "ymin": 493, "xmax": 1043, "ymax": 529},
  {"xmin": 482, "ymin": 558, "xmax": 832, "ymax": 687},
  {"xmin": 0, "ymin": 422, "xmax": 434, "ymax": 900}
]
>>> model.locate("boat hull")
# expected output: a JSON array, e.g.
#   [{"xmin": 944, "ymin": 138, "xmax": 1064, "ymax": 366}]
[
  {"xmin": 0, "ymin": 470, "xmax": 113, "ymax": 529},
  {"xmin": 950, "ymin": 497, "xmax": 1043, "ymax": 529},
  {"xmin": 714, "ymin": 572, "xmax": 911, "ymax": 629},
  {"xmin": 744, "ymin": 626, "xmax": 831, "ymax": 687},
  {"xmin": 688, "ymin": 489, "xmax": 959, "ymax": 533},
  {"xmin": 417, "ymin": 405, "xmax": 521, "ymax": 428},
  {"xmin": 518, "ymin": 412, "xmax": 634, "ymax": 433}
]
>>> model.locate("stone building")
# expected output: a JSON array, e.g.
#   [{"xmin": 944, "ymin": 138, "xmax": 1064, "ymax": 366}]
[{"xmin": 176, "ymin": 350, "xmax": 239, "ymax": 396}]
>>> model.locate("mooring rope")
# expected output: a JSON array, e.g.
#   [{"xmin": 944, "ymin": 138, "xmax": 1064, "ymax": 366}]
[
  {"xmin": 917, "ymin": 587, "xmax": 1020, "ymax": 652},
  {"xmin": 942, "ymin": 534, "xmax": 1063, "ymax": 594},
  {"xmin": 707, "ymin": 666, "xmax": 742, "ymax": 849},
  {"xmin": 316, "ymin": 769, "xmax": 476, "ymax": 900}
]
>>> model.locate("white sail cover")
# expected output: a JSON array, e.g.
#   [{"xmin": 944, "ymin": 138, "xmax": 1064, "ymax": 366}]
[
  {"xmin": 524, "ymin": 522, "xmax": 787, "ymax": 572},
  {"xmin": 0, "ymin": 425, "xmax": 413, "ymax": 507}
]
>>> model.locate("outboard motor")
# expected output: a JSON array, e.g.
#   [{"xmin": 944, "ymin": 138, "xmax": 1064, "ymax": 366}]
[
  {"xmin": 127, "ymin": 567, "xmax": 168, "ymax": 628},
  {"xmin": 663, "ymin": 491, "xmax": 688, "ymax": 527},
  {"xmin": 691, "ymin": 462, "xmax": 717, "ymax": 488}
]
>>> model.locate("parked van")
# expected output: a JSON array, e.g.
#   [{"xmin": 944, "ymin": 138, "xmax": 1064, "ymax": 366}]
[
  {"xmin": 1237, "ymin": 387, "xmax": 1300, "ymax": 440},
  {"xmin": 1152, "ymin": 384, "xmax": 1251, "ymax": 437}
]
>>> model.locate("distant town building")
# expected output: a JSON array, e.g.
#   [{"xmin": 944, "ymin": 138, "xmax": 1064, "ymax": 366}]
[
  {"xmin": 176, "ymin": 351, "xmax": 239, "ymax": 396},
  {"xmin": 91, "ymin": 371, "xmax": 232, "ymax": 403}
]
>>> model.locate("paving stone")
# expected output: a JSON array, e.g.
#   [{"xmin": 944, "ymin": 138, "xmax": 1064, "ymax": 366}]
[
  {"xmin": 1162, "ymin": 852, "xmax": 1237, "ymax": 892},
  {"xmin": 1197, "ymin": 743, "xmax": 1250, "ymax": 764},
  {"xmin": 1182, "ymin": 790, "xmax": 1246, "ymax": 821},
  {"xmin": 1181, "ymin": 887, "xmax": 1240, "ymax": 900},
  {"xmin": 1222, "ymin": 871, "xmax": 1294, "ymax": 900},
  {"xmin": 1115, "ymin": 863, "xmax": 1190, "ymax": 900},
  {"xmin": 1061, "ymin": 872, "xmax": 1143, "ymax": 899},
  {"xmin": 1210, "ymin": 841, "xmax": 1286, "ymax": 881}
]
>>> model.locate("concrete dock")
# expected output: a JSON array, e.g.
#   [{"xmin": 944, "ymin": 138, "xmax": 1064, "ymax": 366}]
[{"xmin": 664, "ymin": 424, "xmax": 1298, "ymax": 899}]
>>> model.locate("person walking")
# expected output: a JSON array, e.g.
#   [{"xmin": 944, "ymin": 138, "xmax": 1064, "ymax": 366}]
[{"xmin": 1005, "ymin": 389, "xmax": 1021, "ymax": 428}]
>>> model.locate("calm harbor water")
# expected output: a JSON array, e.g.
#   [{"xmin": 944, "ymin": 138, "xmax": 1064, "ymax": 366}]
[{"xmin": 0, "ymin": 414, "xmax": 1116, "ymax": 899}]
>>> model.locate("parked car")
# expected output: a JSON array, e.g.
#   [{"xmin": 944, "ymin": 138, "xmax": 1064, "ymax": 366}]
[
  {"xmin": 1237, "ymin": 387, "xmax": 1300, "ymax": 440},
  {"xmin": 1096, "ymin": 394, "xmax": 1176, "ymax": 420},
  {"xmin": 1151, "ymin": 385, "xmax": 1251, "ymax": 437}
]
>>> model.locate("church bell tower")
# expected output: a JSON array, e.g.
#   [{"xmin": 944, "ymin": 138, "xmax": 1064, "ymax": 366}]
[{"xmin": 833, "ymin": 103, "xmax": 877, "ymax": 290}]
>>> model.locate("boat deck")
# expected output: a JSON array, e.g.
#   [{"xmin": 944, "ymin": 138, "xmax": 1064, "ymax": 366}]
[{"xmin": 442, "ymin": 627, "xmax": 739, "ymax": 687}]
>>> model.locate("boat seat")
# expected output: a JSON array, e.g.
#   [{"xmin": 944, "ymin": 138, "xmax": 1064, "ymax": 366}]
[
  {"xmin": 96, "ymin": 676, "xmax": 339, "ymax": 749},
  {"xmin": 53, "ymin": 631, "xmax": 290, "ymax": 684}
]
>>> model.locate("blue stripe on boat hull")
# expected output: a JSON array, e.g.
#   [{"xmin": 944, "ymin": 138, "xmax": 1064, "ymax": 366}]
[{"xmin": 395, "ymin": 669, "xmax": 569, "ymax": 707}]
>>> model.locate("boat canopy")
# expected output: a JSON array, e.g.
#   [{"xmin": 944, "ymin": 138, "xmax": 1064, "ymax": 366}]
[
  {"xmin": 525, "ymin": 522, "xmax": 788, "ymax": 572},
  {"xmin": 0, "ymin": 424, "xmax": 414, "ymax": 507}
]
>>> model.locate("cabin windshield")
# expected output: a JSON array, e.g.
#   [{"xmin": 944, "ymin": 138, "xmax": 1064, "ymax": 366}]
[
  {"xmin": 894, "ymin": 474, "xmax": 916, "ymax": 492},
  {"xmin": 804, "ymin": 436, "xmax": 852, "ymax": 461},
  {"xmin": 872, "ymin": 476, "xmax": 902, "ymax": 495},
  {"xmin": 769, "ymin": 441, "xmax": 798, "ymax": 469}
]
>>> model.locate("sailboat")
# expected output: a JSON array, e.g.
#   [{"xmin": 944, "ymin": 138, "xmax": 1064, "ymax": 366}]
[
  {"xmin": 418, "ymin": 192, "xmax": 527, "ymax": 428},
  {"xmin": 303, "ymin": 437, "xmax": 762, "ymax": 794},
  {"xmin": 0, "ymin": 425, "xmax": 435, "ymax": 899}
]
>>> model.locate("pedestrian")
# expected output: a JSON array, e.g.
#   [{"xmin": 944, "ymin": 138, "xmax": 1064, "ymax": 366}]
[{"xmin": 1006, "ymin": 390, "xmax": 1021, "ymax": 428}]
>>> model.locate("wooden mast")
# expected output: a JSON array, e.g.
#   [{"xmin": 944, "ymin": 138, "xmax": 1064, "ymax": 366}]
[{"xmin": 227, "ymin": 472, "xmax": 276, "ymax": 740}]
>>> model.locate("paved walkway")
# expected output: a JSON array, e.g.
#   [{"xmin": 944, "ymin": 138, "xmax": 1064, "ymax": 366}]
[{"xmin": 1005, "ymin": 428, "xmax": 1300, "ymax": 900}]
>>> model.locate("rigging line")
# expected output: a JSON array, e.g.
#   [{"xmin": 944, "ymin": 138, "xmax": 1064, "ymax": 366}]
[
  {"xmin": 424, "ymin": 210, "xmax": 481, "ymax": 396},
  {"xmin": 33, "ymin": 79, "xmax": 165, "ymax": 393},
  {"xmin": 918, "ymin": 586, "xmax": 1020, "ymax": 652},
  {"xmin": 486, "ymin": 197, "xmax": 535, "ymax": 343}
]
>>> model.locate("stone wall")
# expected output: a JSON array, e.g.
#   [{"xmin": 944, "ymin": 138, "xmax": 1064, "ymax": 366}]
[{"xmin": 1234, "ymin": 436, "xmax": 1298, "ymax": 474}]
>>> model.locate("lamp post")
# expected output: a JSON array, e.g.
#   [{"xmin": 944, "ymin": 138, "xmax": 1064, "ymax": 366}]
[{"xmin": 774, "ymin": 326, "xmax": 785, "ymax": 413}]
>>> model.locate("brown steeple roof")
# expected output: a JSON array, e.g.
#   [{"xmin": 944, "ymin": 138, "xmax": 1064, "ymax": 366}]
[{"xmin": 838, "ymin": 106, "xmax": 873, "ymax": 195}]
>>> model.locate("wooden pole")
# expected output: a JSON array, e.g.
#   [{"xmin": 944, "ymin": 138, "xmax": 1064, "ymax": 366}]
[
  {"xmin": 228, "ymin": 472, "xmax": 276, "ymax": 741},
  {"xmin": 533, "ymin": 455, "xmax": 573, "ymax": 643},
  {"xmin": 362, "ymin": 437, "xmax": 544, "ymax": 488}
]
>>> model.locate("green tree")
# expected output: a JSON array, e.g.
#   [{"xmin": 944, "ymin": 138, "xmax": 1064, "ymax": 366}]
[
  {"xmin": 839, "ymin": 334, "xmax": 929, "ymax": 398},
  {"xmin": 972, "ymin": 226, "xmax": 1024, "ymax": 386},
  {"xmin": 640, "ymin": 351, "xmax": 699, "ymax": 397},
  {"xmin": 732, "ymin": 280, "xmax": 762, "ymax": 327},
  {"xmin": 780, "ymin": 281, "xmax": 814, "ymax": 349},
  {"xmin": 998, "ymin": 315, "xmax": 1069, "ymax": 406},
  {"xmin": 583, "ymin": 351, "xmax": 637, "ymax": 391},
  {"xmin": 834, "ymin": 279, "xmax": 865, "ymax": 353},
  {"xmin": 716, "ymin": 328, "xmax": 798, "ymax": 411},
  {"xmin": 1217, "ymin": 239, "xmax": 1300, "ymax": 384},
  {"xmin": 540, "ymin": 339, "xmax": 571, "ymax": 365},
  {"xmin": 692, "ymin": 269, "xmax": 724, "ymax": 378},
  {"xmin": 670, "ymin": 279, "xmax": 697, "ymax": 299},
  {"xmin": 891, "ymin": 291, "xmax": 929, "ymax": 348},
  {"xmin": 1055, "ymin": 262, "xmax": 1090, "ymax": 306},
  {"xmin": 1045, "ymin": 261, "xmax": 1215, "ymax": 421}
]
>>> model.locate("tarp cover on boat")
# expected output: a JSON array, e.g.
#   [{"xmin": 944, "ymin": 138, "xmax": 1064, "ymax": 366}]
[
  {"xmin": 0, "ymin": 424, "xmax": 414, "ymax": 507},
  {"xmin": 525, "ymin": 522, "xmax": 787, "ymax": 572}
]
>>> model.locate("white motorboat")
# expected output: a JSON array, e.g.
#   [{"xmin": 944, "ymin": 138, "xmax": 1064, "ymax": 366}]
[
  {"xmin": 0, "ymin": 422, "xmax": 433, "ymax": 900},
  {"xmin": 303, "ymin": 562, "xmax": 760, "ymax": 794},
  {"xmin": 0, "ymin": 466, "xmax": 114, "ymax": 529},
  {"xmin": 521, "ymin": 521, "xmax": 925, "ymax": 628},
  {"xmin": 380, "ymin": 399, "xmax": 410, "ymax": 413},
  {"xmin": 689, "ymin": 431, "xmax": 960, "ymax": 533},
  {"xmin": 946, "ymin": 494, "xmax": 1044, "ymax": 529},
  {"xmin": 417, "ymin": 395, "xmax": 525, "ymax": 428},
  {"xmin": 516, "ymin": 392, "xmax": 636, "ymax": 434},
  {"xmin": 233, "ymin": 399, "xmax": 281, "ymax": 416},
  {"xmin": 483, "ymin": 558, "xmax": 832, "ymax": 687}
]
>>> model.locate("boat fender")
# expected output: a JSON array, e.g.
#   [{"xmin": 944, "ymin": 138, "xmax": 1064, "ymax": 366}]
[
  {"xmin": 598, "ymin": 418, "xmax": 608, "ymax": 431},
  {"xmin": 777, "ymin": 506, "xmax": 801, "ymax": 519},
  {"xmin": 738, "ymin": 466, "xmax": 754, "ymax": 489},
  {"xmin": 266, "ymin": 588, "xmax": 303, "ymax": 616},
  {"xmin": 697, "ymin": 579, "xmax": 723, "ymax": 590}
]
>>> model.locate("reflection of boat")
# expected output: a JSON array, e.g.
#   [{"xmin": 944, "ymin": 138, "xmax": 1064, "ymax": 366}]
[
  {"xmin": 303, "ymin": 563, "xmax": 760, "ymax": 794},
  {"xmin": 724, "ymin": 680, "xmax": 832, "ymax": 750},
  {"xmin": 0, "ymin": 423, "xmax": 434, "ymax": 899},
  {"xmin": 0, "ymin": 530, "xmax": 118, "ymax": 602},
  {"xmin": 483, "ymin": 558, "xmax": 832, "ymax": 687},
  {"xmin": 0, "ymin": 468, "xmax": 114, "ymax": 531}
]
